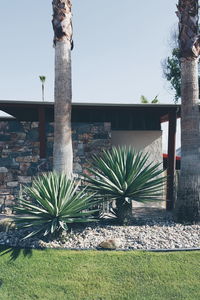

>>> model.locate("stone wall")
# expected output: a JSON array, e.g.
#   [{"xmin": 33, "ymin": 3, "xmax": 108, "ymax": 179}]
[{"xmin": 0, "ymin": 120, "xmax": 111, "ymax": 211}]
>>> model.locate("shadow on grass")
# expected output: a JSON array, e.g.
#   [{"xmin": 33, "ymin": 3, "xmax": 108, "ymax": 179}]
[{"xmin": 0, "ymin": 246, "xmax": 33, "ymax": 261}]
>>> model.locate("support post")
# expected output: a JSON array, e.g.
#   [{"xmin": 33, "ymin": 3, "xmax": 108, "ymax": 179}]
[
  {"xmin": 38, "ymin": 106, "xmax": 46, "ymax": 159},
  {"xmin": 166, "ymin": 110, "xmax": 177, "ymax": 210}
]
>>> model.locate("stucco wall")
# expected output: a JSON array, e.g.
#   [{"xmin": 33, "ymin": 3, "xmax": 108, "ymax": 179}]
[
  {"xmin": 111, "ymin": 130, "xmax": 163, "ymax": 165},
  {"xmin": 112, "ymin": 130, "xmax": 164, "ymax": 207}
]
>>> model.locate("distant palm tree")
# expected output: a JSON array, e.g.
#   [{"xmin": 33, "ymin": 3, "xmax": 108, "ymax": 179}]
[
  {"xmin": 52, "ymin": 0, "xmax": 73, "ymax": 178},
  {"xmin": 39, "ymin": 76, "xmax": 46, "ymax": 101},
  {"xmin": 140, "ymin": 95, "xmax": 149, "ymax": 104},
  {"xmin": 151, "ymin": 95, "xmax": 159, "ymax": 104},
  {"xmin": 175, "ymin": 0, "xmax": 200, "ymax": 222},
  {"xmin": 140, "ymin": 95, "xmax": 159, "ymax": 104}
]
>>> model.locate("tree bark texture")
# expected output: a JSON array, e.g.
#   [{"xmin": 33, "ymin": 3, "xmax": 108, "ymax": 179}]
[
  {"xmin": 175, "ymin": 0, "xmax": 200, "ymax": 222},
  {"xmin": 52, "ymin": 0, "xmax": 73, "ymax": 178},
  {"xmin": 176, "ymin": 0, "xmax": 200, "ymax": 58}
]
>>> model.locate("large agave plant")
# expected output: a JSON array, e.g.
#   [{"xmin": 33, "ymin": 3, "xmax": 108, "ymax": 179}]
[
  {"xmin": 14, "ymin": 172, "xmax": 97, "ymax": 239},
  {"xmin": 85, "ymin": 147, "xmax": 166, "ymax": 224}
]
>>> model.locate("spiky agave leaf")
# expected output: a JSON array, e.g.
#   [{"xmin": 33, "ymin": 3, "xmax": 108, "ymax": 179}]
[
  {"xmin": 14, "ymin": 172, "xmax": 98, "ymax": 239},
  {"xmin": 85, "ymin": 147, "xmax": 166, "ymax": 203}
]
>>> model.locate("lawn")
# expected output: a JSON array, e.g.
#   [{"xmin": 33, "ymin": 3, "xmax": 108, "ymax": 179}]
[{"xmin": 0, "ymin": 248, "xmax": 199, "ymax": 300}]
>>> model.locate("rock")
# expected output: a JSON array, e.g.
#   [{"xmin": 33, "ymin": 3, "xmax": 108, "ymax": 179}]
[
  {"xmin": 7, "ymin": 181, "xmax": 18, "ymax": 187},
  {"xmin": 0, "ymin": 218, "xmax": 15, "ymax": 232},
  {"xmin": 20, "ymin": 163, "xmax": 31, "ymax": 173},
  {"xmin": 31, "ymin": 156, "xmax": 40, "ymax": 163},
  {"xmin": 0, "ymin": 220, "xmax": 200, "ymax": 250},
  {"xmin": 97, "ymin": 239, "xmax": 119, "ymax": 250},
  {"xmin": 74, "ymin": 162, "xmax": 82, "ymax": 173},
  {"xmin": 16, "ymin": 156, "xmax": 33, "ymax": 163},
  {"xmin": 18, "ymin": 176, "xmax": 32, "ymax": 183},
  {"xmin": 0, "ymin": 167, "xmax": 8, "ymax": 173},
  {"xmin": 3, "ymin": 206, "xmax": 12, "ymax": 216},
  {"xmin": 31, "ymin": 122, "xmax": 39, "ymax": 129},
  {"xmin": 27, "ymin": 129, "xmax": 39, "ymax": 141}
]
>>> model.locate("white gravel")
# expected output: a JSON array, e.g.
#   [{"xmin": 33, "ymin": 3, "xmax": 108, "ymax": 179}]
[{"xmin": 0, "ymin": 220, "xmax": 200, "ymax": 250}]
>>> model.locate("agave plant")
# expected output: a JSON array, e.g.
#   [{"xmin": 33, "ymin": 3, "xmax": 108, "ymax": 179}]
[
  {"xmin": 85, "ymin": 147, "xmax": 166, "ymax": 224},
  {"xmin": 14, "ymin": 172, "xmax": 97, "ymax": 239}
]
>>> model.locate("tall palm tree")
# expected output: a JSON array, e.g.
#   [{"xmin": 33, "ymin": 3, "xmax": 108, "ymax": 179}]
[
  {"xmin": 175, "ymin": 0, "xmax": 200, "ymax": 222},
  {"xmin": 52, "ymin": 0, "xmax": 73, "ymax": 178}
]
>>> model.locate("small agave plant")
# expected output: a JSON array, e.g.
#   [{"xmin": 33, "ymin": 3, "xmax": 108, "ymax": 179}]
[
  {"xmin": 14, "ymin": 172, "xmax": 98, "ymax": 239},
  {"xmin": 85, "ymin": 147, "xmax": 166, "ymax": 225}
]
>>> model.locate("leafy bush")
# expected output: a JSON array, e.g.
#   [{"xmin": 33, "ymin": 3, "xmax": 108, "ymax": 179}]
[
  {"xmin": 85, "ymin": 147, "xmax": 165, "ymax": 224},
  {"xmin": 14, "ymin": 172, "xmax": 97, "ymax": 239}
]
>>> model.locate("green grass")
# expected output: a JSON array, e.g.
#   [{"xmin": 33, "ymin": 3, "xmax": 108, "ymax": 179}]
[{"xmin": 0, "ymin": 248, "xmax": 200, "ymax": 300}]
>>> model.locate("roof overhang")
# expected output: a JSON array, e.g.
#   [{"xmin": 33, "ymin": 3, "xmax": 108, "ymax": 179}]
[{"xmin": 0, "ymin": 100, "xmax": 181, "ymax": 122}]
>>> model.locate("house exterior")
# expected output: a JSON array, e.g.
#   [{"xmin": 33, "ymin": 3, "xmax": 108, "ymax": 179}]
[{"xmin": 0, "ymin": 100, "xmax": 180, "ymax": 211}]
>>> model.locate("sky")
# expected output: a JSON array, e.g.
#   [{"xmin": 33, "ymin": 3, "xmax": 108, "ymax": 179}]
[{"xmin": 0, "ymin": 0, "xmax": 178, "ymax": 103}]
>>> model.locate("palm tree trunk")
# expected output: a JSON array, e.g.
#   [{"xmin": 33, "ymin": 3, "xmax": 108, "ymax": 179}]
[
  {"xmin": 176, "ymin": 59, "xmax": 200, "ymax": 222},
  {"xmin": 42, "ymin": 83, "xmax": 44, "ymax": 101},
  {"xmin": 52, "ymin": 0, "xmax": 73, "ymax": 178},
  {"xmin": 175, "ymin": 0, "xmax": 200, "ymax": 222},
  {"xmin": 116, "ymin": 198, "xmax": 132, "ymax": 225}
]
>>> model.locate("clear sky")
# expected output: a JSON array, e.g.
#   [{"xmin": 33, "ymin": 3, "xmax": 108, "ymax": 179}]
[{"xmin": 0, "ymin": 0, "xmax": 178, "ymax": 103}]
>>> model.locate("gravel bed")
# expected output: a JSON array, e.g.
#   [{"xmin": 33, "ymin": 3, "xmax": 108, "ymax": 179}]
[{"xmin": 0, "ymin": 219, "xmax": 200, "ymax": 250}]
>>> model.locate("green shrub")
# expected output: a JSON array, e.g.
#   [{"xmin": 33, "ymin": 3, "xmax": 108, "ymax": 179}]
[
  {"xmin": 85, "ymin": 147, "xmax": 165, "ymax": 224},
  {"xmin": 14, "ymin": 172, "xmax": 98, "ymax": 239}
]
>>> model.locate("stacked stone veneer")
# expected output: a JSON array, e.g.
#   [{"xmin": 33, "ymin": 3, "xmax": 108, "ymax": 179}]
[{"xmin": 0, "ymin": 121, "xmax": 111, "ymax": 210}]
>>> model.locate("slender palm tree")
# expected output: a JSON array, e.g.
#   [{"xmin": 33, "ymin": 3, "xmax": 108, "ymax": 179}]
[
  {"xmin": 52, "ymin": 0, "xmax": 73, "ymax": 178},
  {"xmin": 175, "ymin": 0, "xmax": 200, "ymax": 222},
  {"xmin": 39, "ymin": 76, "xmax": 46, "ymax": 101}
]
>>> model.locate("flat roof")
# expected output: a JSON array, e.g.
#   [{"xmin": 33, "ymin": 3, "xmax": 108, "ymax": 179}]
[
  {"xmin": 0, "ymin": 99, "xmax": 181, "ymax": 108},
  {"xmin": 0, "ymin": 100, "xmax": 181, "ymax": 127}
]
